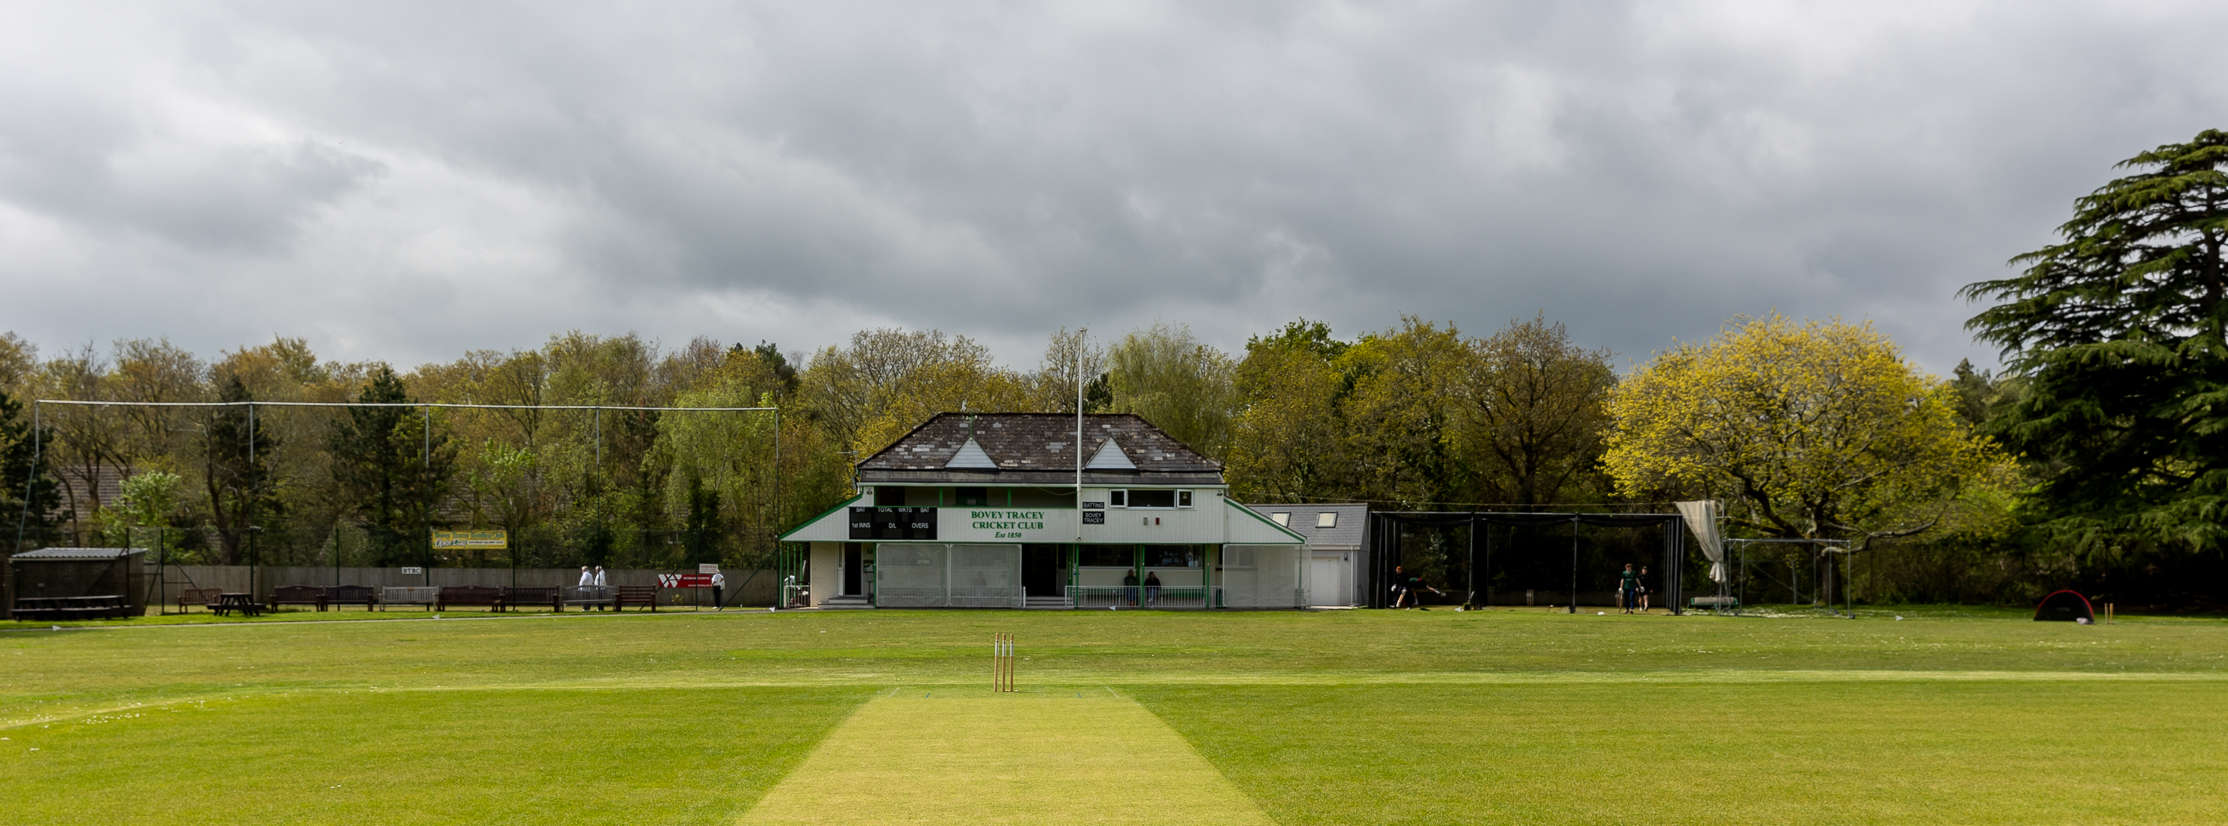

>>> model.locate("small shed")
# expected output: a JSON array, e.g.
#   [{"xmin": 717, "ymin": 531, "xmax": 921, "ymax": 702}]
[
  {"xmin": 9, "ymin": 548, "xmax": 148, "ymax": 619},
  {"xmin": 1249, "ymin": 504, "xmax": 1370, "ymax": 607}
]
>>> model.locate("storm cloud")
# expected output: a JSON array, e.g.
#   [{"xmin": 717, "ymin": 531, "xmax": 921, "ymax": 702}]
[{"xmin": 2, "ymin": 1, "xmax": 2224, "ymax": 373}]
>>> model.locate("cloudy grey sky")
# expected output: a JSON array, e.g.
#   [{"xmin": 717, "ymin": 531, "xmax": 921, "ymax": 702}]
[{"xmin": 2, "ymin": 1, "xmax": 2223, "ymax": 376}]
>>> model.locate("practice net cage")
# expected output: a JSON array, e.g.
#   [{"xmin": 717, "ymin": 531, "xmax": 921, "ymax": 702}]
[
  {"xmin": 1716, "ymin": 538, "xmax": 1857, "ymax": 617},
  {"xmin": 1366, "ymin": 510, "xmax": 1691, "ymax": 613}
]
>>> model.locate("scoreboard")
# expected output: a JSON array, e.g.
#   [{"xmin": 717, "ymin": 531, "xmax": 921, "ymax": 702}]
[{"xmin": 849, "ymin": 507, "xmax": 938, "ymax": 540}]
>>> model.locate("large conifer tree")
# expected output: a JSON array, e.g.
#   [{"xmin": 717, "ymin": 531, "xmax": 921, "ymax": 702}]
[
  {"xmin": 1963, "ymin": 129, "xmax": 2228, "ymax": 556},
  {"xmin": 328, "ymin": 366, "xmax": 455, "ymax": 566}
]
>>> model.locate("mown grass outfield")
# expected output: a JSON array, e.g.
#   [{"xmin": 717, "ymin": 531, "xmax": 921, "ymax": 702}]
[{"xmin": 3, "ymin": 606, "xmax": 2225, "ymax": 824}]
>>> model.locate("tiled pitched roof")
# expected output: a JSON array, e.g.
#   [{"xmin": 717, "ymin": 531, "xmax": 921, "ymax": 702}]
[
  {"xmin": 1247, "ymin": 503, "xmax": 1369, "ymax": 549},
  {"xmin": 858, "ymin": 413, "xmax": 1220, "ymax": 482}
]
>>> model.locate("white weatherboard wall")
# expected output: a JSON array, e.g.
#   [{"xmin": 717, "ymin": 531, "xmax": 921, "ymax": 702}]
[
  {"xmin": 1079, "ymin": 488, "xmax": 1227, "ymax": 544},
  {"xmin": 940, "ymin": 508, "xmax": 1073, "ymax": 543},
  {"xmin": 784, "ymin": 491, "xmax": 1309, "ymax": 549}
]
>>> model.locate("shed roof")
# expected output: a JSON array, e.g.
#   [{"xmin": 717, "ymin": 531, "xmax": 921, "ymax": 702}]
[
  {"xmin": 857, "ymin": 413, "xmax": 1222, "ymax": 485},
  {"xmin": 1246, "ymin": 504, "xmax": 1369, "ymax": 549},
  {"xmin": 12, "ymin": 547, "xmax": 147, "ymax": 560}
]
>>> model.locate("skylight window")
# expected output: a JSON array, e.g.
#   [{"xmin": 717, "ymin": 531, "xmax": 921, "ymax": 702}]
[
  {"xmin": 1271, "ymin": 512, "xmax": 1291, "ymax": 527},
  {"xmin": 1316, "ymin": 512, "xmax": 1338, "ymax": 528}
]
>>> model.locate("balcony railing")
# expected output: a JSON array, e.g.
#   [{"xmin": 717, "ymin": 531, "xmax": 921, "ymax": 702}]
[{"xmin": 1070, "ymin": 585, "xmax": 1213, "ymax": 610}]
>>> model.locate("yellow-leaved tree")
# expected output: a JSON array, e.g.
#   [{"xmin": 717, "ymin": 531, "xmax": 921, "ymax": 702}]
[{"xmin": 1603, "ymin": 314, "xmax": 1999, "ymax": 546}]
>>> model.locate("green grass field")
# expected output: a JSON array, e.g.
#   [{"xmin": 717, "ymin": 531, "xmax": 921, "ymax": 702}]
[{"xmin": 4, "ymin": 606, "xmax": 2225, "ymax": 824}]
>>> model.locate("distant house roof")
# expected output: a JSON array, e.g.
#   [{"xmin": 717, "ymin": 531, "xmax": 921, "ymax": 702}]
[
  {"xmin": 53, "ymin": 462, "xmax": 131, "ymax": 522},
  {"xmin": 858, "ymin": 413, "xmax": 1223, "ymax": 486},
  {"xmin": 1246, "ymin": 503, "xmax": 1368, "ymax": 550},
  {"xmin": 11, "ymin": 547, "xmax": 147, "ymax": 560}
]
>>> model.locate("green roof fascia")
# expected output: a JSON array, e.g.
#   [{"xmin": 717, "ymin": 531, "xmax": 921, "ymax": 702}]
[
  {"xmin": 778, "ymin": 493, "xmax": 866, "ymax": 542},
  {"xmin": 1224, "ymin": 497, "xmax": 1309, "ymax": 543}
]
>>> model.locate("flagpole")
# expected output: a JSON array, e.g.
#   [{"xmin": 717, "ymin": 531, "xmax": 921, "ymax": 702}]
[{"xmin": 1074, "ymin": 351, "xmax": 1084, "ymax": 543}]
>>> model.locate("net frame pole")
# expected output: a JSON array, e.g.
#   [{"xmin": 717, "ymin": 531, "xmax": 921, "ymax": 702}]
[
  {"xmin": 248, "ymin": 403, "xmax": 259, "ymax": 600},
  {"xmin": 13, "ymin": 401, "xmax": 41, "ymax": 553},
  {"xmin": 1567, "ymin": 523, "xmax": 1578, "ymax": 614},
  {"xmin": 7, "ymin": 401, "xmax": 41, "ymax": 620}
]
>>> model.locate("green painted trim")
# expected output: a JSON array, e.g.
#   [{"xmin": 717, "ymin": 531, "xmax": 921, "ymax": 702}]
[
  {"xmin": 777, "ymin": 493, "xmax": 865, "ymax": 542},
  {"xmin": 1224, "ymin": 498, "xmax": 1310, "ymax": 543}
]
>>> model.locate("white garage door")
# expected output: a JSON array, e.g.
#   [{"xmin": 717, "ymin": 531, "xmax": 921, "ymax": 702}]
[{"xmin": 1307, "ymin": 553, "xmax": 1351, "ymax": 606}]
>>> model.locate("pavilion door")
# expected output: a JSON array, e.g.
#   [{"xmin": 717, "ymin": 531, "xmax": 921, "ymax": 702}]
[
  {"xmin": 842, "ymin": 546, "xmax": 864, "ymax": 596},
  {"xmin": 1022, "ymin": 544, "xmax": 1064, "ymax": 597}
]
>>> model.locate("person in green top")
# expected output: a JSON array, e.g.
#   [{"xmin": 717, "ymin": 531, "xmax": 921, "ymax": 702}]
[{"xmin": 1619, "ymin": 563, "xmax": 1639, "ymax": 614}]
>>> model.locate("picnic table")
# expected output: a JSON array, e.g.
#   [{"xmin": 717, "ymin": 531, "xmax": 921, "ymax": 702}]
[{"xmin": 213, "ymin": 593, "xmax": 263, "ymax": 617}]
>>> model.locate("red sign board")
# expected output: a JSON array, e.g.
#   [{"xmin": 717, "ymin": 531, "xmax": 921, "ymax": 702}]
[{"xmin": 657, "ymin": 573, "xmax": 717, "ymax": 588}]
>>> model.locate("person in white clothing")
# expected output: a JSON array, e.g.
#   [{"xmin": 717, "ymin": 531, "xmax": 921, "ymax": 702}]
[
  {"xmin": 577, "ymin": 566, "xmax": 593, "ymax": 586},
  {"xmin": 710, "ymin": 571, "xmax": 726, "ymax": 611},
  {"xmin": 591, "ymin": 566, "xmax": 609, "ymax": 610}
]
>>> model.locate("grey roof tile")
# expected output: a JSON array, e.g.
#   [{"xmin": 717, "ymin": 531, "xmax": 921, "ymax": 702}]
[
  {"xmin": 857, "ymin": 413, "xmax": 1220, "ymax": 477},
  {"xmin": 1246, "ymin": 503, "xmax": 1369, "ymax": 548}
]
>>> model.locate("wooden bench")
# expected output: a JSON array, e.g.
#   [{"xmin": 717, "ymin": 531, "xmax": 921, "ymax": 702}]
[
  {"xmin": 435, "ymin": 586, "xmax": 504, "ymax": 611},
  {"xmin": 13, "ymin": 595, "xmax": 130, "ymax": 620},
  {"xmin": 613, "ymin": 585, "xmax": 660, "ymax": 612},
  {"xmin": 500, "ymin": 586, "xmax": 562, "ymax": 611},
  {"xmin": 565, "ymin": 585, "xmax": 614, "ymax": 611},
  {"xmin": 269, "ymin": 585, "xmax": 328, "ymax": 612},
  {"xmin": 379, "ymin": 586, "xmax": 441, "ymax": 610},
  {"xmin": 328, "ymin": 585, "xmax": 376, "ymax": 610},
  {"xmin": 179, "ymin": 588, "xmax": 223, "ymax": 613}
]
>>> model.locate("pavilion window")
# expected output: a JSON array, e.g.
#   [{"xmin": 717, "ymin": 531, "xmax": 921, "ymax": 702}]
[{"xmin": 1126, "ymin": 489, "xmax": 1176, "ymax": 508}]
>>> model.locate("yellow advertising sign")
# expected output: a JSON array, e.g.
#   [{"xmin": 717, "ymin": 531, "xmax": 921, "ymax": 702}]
[{"xmin": 432, "ymin": 530, "xmax": 509, "ymax": 550}]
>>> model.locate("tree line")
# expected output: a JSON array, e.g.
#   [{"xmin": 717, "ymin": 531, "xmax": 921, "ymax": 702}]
[
  {"xmin": 4, "ymin": 129, "xmax": 2224, "ymax": 607},
  {"xmin": 0, "ymin": 314, "xmax": 2042, "ymax": 602}
]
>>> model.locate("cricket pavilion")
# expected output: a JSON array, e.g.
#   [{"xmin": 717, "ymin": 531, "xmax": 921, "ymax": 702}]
[{"xmin": 777, "ymin": 412, "xmax": 1310, "ymax": 609}]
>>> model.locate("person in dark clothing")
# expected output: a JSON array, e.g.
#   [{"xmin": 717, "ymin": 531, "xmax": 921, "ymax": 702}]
[
  {"xmin": 1122, "ymin": 570, "xmax": 1140, "ymax": 607},
  {"xmin": 1389, "ymin": 565, "xmax": 1411, "ymax": 608},
  {"xmin": 1619, "ymin": 563, "xmax": 1639, "ymax": 613},
  {"xmin": 1144, "ymin": 572, "xmax": 1162, "ymax": 607},
  {"xmin": 1637, "ymin": 566, "xmax": 1651, "ymax": 613},
  {"xmin": 1405, "ymin": 569, "xmax": 1443, "ymax": 609}
]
